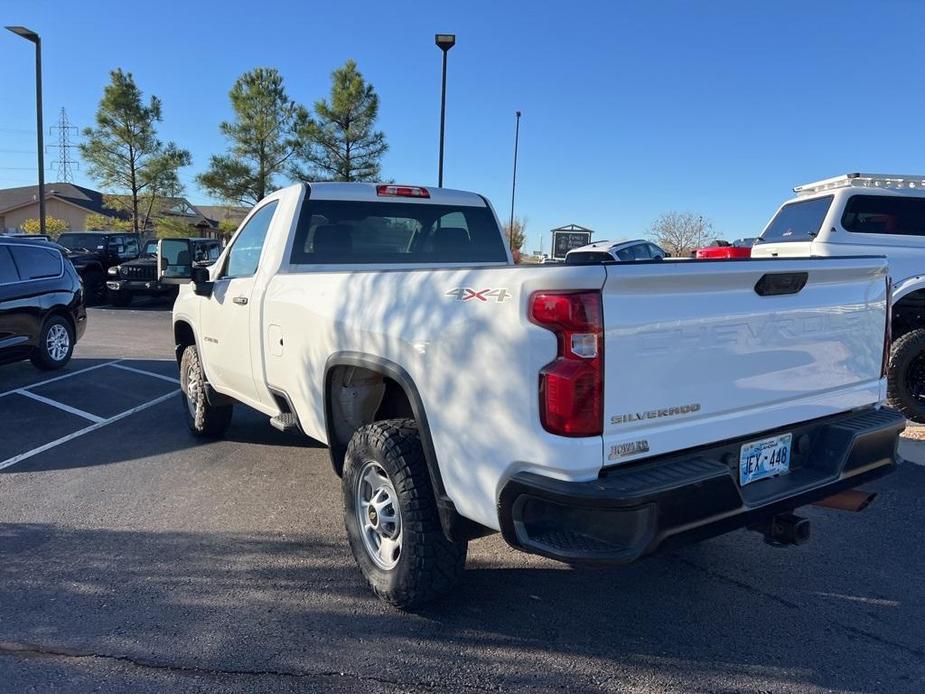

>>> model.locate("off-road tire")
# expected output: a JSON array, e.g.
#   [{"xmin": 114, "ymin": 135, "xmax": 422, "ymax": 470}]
[
  {"xmin": 82, "ymin": 269, "xmax": 105, "ymax": 305},
  {"xmin": 109, "ymin": 290, "xmax": 132, "ymax": 307},
  {"xmin": 342, "ymin": 419, "xmax": 467, "ymax": 609},
  {"xmin": 30, "ymin": 315, "xmax": 74, "ymax": 370},
  {"xmin": 179, "ymin": 344, "xmax": 233, "ymax": 437},
  {"xmin": 888, "ymin": 328, "xmax": 925, "ymax": 423}
]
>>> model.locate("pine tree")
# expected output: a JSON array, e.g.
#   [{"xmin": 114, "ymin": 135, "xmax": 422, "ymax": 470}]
[
  {"xmin": 80, "ymin": 69, "xmax": 191, "ymax": 232},
  {"xmin": 299, "ymin": 60, "xmax": 388, "ymax": 182},
  {"xmin": 197, "ymin": 68, "xmax": 310, "ymax": 205}
]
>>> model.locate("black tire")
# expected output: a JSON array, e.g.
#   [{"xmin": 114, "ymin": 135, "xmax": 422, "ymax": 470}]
[
  {"xmin": 179, "ymin": 344, "xmax": 233, "ymax": 437},
  {"xmin": 109, "ymin": 290, "xmax": 132, "ymax": 307},
  {"xmin": 342, "ymin": 419, "xmax": 467, "ymax": 609},
  {"xmin": 30, "ymin": 314, "xmax": 75, "ymax": 371},
  {"xmin": 888, "ymin": 328, "xmax": 925, "ymax": 423},
  {"xmin": 82, "ymin": 269, "xmax": 105, "ymax": 305}
]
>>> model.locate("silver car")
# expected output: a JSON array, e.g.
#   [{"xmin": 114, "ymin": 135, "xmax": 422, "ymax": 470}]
[{"xmin": 564, "ymin": 239, "xmax": 668, "ymax": 264}]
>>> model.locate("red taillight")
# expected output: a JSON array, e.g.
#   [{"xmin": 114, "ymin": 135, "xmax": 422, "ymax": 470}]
[
  {"xmin": 530, "ymin": 291, "xmax": 603, "ymax": 436},
  {"xmin": 376, "ymin": 184, "xmax": 430, "ymax": 198},
  {"xmin": 882, "ymin": 277, "xmax": 892, "ymax": 379}
]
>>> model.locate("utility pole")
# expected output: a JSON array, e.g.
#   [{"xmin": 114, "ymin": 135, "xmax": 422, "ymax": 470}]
[
  {"xmin": 49, "ymin": 108, "xmax": 78, "ymax": 182},
  {"xmin": 509, "ymin": 110, "xmax": 521, "ymax": 249}
]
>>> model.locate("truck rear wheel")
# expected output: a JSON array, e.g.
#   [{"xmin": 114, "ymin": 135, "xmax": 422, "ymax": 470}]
[
  {"xmin": 342, "ymin": 419, "xmax": 467, "ymax": 609},
  {"xmin": 887, "ymin": 328, "xmax": 925, "ymax": 423},
  {"xmin": 179, "ymin": 344, "xmax": 233, "ymax": 437}
]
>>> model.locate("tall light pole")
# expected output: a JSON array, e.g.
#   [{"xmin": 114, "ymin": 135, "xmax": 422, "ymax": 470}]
[
  {"xmin": 509, "ymin": 111, "xmax": 522, "ymax": 248},
  {"xmin": 435, "ymin": 33, "xmax": 455, "ymax": 187},
  {"xmin": 6, "ymin": 26, "xmax": 45, "ymax": 235}
]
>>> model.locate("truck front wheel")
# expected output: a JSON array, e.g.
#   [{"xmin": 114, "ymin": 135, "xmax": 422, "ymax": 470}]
[
  {"xmin": 342, "ymin": 419, "xmax": 467, "ymax": 609},
  {"xmin": 888, "ymin": 328, "xmax": 925, "ymax": 423},
  {"xmin": 179, "ymin": 344, "xmax": 233, "ymax": 437}
]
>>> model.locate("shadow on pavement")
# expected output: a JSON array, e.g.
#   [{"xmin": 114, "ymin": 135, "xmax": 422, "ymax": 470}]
[{"xmin": 1, "ymin": 508, "xmax": 923, "ymax": 692}]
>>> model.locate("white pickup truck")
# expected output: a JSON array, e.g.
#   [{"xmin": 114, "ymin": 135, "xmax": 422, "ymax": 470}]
[
  {"xmin": 752, "ymin": 173, "xmax": 925, "ymax": 422},
  {"xmin": 161, "ymin": 182, "xmax": 903, "ymax": 608}
]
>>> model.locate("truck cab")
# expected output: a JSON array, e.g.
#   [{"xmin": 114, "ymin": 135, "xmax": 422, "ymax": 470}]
[{"xmin": 752, "ymin": 173, "xmax": 925, "ymax": 421}]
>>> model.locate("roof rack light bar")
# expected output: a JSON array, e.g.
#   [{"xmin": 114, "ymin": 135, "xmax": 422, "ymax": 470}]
[{"xmin": 794, "ymin": 173, "xmax": 925, "ymax": 195}]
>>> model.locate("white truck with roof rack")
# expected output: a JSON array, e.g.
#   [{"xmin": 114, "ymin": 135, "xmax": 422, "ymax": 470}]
[
  {"xmin": 159, "ymin": 181, "xmax": 902, "ymax": 608},
  {"xmin": 752, "ymin": 173, "xmax": 925, "ymax": 422}
]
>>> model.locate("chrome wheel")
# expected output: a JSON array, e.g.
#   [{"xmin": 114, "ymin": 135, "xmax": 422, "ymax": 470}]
[
  {"xmin": 46, "ymin": 323, "xmax": 70, "ymax": 362},
  {"xmin": 185, "ymin": 364, "xmax": 201, "ymax": 419},
  {"xmin": 355, "ymin": 460, "xmax": 402, "ymax": 570}
]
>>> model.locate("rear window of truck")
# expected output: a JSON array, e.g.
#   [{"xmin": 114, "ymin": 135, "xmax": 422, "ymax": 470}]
[
  {"xmin": 759, "ymin": 196, "xmax": 833, "ymax": 243},
  {"xmin": 842, "ymin": 194, "xmax": 925, "ymax": 236},
  {"xmin": 289, "ymin": 200, "xmax": 508, "ymax": 265}
]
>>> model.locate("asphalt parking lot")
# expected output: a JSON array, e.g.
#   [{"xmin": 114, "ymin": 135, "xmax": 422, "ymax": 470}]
[{"xmin": 2, "ymin": 304, "xmax": 925, "ymax": 693}]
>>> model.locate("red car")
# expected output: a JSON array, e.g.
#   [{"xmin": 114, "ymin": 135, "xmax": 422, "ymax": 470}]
[{"xmin": 695, "ymin": 238, "xmax": 756, "ymax": 259}]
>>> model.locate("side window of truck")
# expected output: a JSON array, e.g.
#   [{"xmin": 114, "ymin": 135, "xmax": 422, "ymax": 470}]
[
  {"xmin": 221, "ymin": 201, "xmax": 278, "ymax": 278},
  {"xmin": 842, "ymin": 195, "xmax": 925, "ymax": 236}
]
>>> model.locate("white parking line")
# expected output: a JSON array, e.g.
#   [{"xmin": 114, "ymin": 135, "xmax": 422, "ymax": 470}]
[
  {"xmin": 0, "ymin": 390, "xmax": 179, "ymax": 471},
  {"xmin": 14, "ymin": 390, "xmax": 104, "ymax": 423},
  {"xmin": 0, "ymin": 360, "xmax": 121, "ymax": 399},
  {"xmin": 110, "ymin": 362, "xmax": 180, "ymax": 384}
]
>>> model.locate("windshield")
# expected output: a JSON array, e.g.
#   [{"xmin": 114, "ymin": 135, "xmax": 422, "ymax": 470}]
[
  {"xmin": 58, "ymin": 233, "xmax": 106, "ymax": 252},
  {"xmin": 142, "ymin": 241, "xmax": 158, "ymax": 256},
  {"xmin": 759, "ymin": 196, "xmax": 833, "ymax": 243}
]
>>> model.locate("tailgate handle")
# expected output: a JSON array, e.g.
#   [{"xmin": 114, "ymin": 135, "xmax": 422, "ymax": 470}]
[{"xmin": 755, "ymin": 272, "xmax": 808, "ymax": 296}]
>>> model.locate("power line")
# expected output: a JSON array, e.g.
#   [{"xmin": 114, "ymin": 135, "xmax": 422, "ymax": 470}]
[{"xmin": 48, "ymin": 107, "xmax": 78, "ymax": 182}]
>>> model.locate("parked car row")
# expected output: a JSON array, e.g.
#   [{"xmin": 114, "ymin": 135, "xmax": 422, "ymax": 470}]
[
  {"xmin": 107, "ymin": 237, "xmax": 222, "ymax": 306},
  {"xmin": 0, "ymin": 230, "xmax": 223, "ymax": 371}
]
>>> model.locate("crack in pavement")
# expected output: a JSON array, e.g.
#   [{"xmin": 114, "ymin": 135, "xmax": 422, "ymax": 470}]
[
  {"xmin": 0, "ymin": 641, "xmax": 498, "ymax": 691},
  {"xmin": 676, "ymin": 557, "xmax": 925, "ymax": 660}
]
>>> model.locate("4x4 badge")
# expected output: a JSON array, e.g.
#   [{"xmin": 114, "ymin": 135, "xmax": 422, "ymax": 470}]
[{"xmin": 445, "ymin": 287, "xmax": 512, "ymax": 303}]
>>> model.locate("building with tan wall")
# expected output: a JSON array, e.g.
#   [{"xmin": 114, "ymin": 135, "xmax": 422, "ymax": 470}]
[
  {"xmin": 0, "ymin": 182, "xmax": 228, "ymax": 236},
  {"xmin": 0, "ymin": 182, "xmax": 123, "ymax": 232}
]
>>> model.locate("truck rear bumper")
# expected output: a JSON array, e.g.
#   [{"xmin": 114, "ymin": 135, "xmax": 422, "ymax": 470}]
[{"xmin": 498, "ymin": 407, "xmax": 904, "ymax": 564}]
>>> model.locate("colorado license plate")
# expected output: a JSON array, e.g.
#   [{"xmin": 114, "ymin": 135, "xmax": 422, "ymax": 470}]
[{"xmin": 739, "ymin": 433, "xmax": 791, "ymax": 486}]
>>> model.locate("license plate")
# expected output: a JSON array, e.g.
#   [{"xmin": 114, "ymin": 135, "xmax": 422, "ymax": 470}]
[{"xmin": 739, "ymin": 433, "xmax": 791, "ymax": 486}]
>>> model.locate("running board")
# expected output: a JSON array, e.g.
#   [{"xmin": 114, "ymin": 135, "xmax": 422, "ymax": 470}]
[{"xmin": 270, "ymin": 413, "xmax": 300, "ymax": 433}]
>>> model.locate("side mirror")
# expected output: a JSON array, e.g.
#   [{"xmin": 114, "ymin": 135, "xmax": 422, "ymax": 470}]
[
  {"xmin": 158, "ymin": 238, "xmax": 193, "ymax": 284},
  {"xmin": 191, "ymin": 265, "xmax": 214, "ymax": 297}
]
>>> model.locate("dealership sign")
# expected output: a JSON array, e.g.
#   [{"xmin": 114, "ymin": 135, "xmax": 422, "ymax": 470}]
[{"xmin": 550, "ymin": 224, "xmax": 594, "ymax": 260}]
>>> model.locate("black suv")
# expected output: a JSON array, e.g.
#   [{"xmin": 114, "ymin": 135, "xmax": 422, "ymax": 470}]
[
  {"xmin": 56, "ymin": 231, "xmax": 141, "ymax": 299},
  {"xmin": 0, "ymin": 237, "xmax": 87, "ymax": 370},
  {"xmin": 106, "ymin": 237, "xmax": 222, "ymax": 307}
]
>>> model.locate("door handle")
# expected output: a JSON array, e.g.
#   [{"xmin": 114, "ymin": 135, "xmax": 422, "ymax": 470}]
[{"xmin": 233, "ymin": 296, "xmax": 248, "ymax": 305}]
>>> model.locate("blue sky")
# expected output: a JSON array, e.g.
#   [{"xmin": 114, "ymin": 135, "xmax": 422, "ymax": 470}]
[{"xmin": 2, "ymin": 1, "xmax": 925, "ymax": 252}]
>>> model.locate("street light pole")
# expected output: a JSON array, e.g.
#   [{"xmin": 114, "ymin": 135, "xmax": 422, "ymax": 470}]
[
  {"xmin": 435, "ymin": 33, "xmax": 456, "ymax": 188},
  {"xmin": 509, "ymin": 111, "xmax": 521, "ymax": 247},
  {"xmin": 6, "ymin": 26, "xmax": 45, "ymax": 235}
]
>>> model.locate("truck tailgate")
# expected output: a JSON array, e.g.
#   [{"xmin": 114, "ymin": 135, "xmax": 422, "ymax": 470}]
[{"xmin": 601, "ymin": 257, "xmax": 889, "ymax": 464}]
